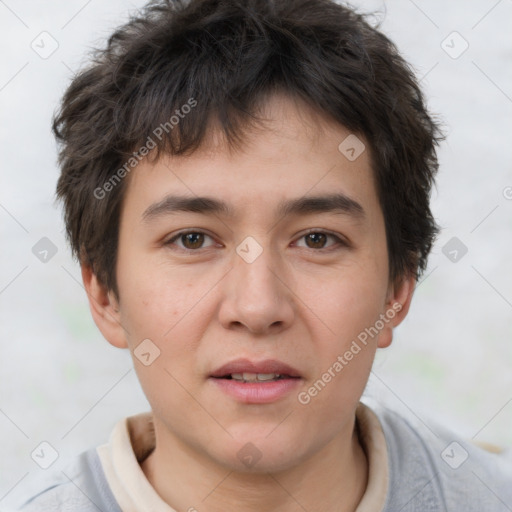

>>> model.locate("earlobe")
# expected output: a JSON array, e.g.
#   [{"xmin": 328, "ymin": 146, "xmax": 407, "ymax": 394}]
[
  {"xmin": 377, "ymin": 274, "xmax": 416, "ymax": 349},
  {"xmin": 81, "ymin": 265, "xmax": 129, "ymax": 349}
]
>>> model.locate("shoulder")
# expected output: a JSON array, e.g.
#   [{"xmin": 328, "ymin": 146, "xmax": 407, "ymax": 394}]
[
  {"xmin": 17, "ymin": 448, "xmax": 121, "ymax": 512},
  {"xmin": 368, "ymin": 402, "xmax": 512, "ymax": 512}
]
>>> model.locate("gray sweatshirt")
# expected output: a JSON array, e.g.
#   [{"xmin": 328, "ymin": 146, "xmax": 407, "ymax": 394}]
[{"xmin": 17, "ymin": 404, "xmax": 512, "ymax": 511}]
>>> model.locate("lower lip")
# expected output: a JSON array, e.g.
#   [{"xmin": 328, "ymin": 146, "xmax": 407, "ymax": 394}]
[{"xmin": 209, "ymin": 377, "xmax": 302, "ymax": 404}]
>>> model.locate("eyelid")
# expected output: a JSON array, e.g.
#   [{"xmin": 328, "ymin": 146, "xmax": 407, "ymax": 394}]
[
  {"xmin": 293, "ymin": 229, "xmax": 348, "ymax": 250},
  {"xmin": 164, "ymin": 229, "xmax": 219, "ymax": 250}
]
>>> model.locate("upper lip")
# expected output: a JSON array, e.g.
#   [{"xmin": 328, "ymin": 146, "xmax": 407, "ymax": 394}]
[{"xmin": 210, "ymin": 358, "xmax": 302, "ymax": 378}]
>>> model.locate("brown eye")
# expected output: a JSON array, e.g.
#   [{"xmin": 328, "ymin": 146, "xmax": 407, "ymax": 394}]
[
  {"xmin": 181, "ymin": 232, "xmax": 205, "ymax": 249},
  {"xmin": 304, "ymin": 232, "xmax": 328, "ymax": 249},
  {"xmin": 295, "ymin": 231, "xmax": 346, "ymax": 251},
  {"xmin": 165, "ymin": 231, "xmax": 216, "ymax": 251}
]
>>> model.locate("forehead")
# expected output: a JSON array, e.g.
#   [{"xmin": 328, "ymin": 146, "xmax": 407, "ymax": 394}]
[{"xmin": 121, "ymin": 94, "xmax": 380, "ymax": 226}]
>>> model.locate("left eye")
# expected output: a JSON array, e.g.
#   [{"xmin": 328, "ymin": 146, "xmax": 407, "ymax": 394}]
[{"xmin": 295, "ymin": 231, "xmax": 345, "ymax": 250}]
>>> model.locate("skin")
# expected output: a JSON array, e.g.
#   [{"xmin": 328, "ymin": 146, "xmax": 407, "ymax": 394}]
[{"xmin": 83, "ymin": 93, "xmax": 415, "ymax": 512}]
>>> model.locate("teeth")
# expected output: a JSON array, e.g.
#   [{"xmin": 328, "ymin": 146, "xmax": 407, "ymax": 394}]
[
  {"xmin": 231, "ymin": 373, "xmax": 281, "ymax": 382},
  {"xmin": 255, "ymin": 373, "xmax": 279, "ymax": 381}
]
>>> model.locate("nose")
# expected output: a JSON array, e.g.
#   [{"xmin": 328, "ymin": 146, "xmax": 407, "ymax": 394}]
[{"xmin": 218, "ymin": 241, "xmax": 295, "ymax": 336}]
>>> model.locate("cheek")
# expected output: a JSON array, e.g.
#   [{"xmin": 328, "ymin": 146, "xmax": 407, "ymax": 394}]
[
  {"xmin": 117, "ymin": 257, "xmax": 207, "ymax": 341},
  {"xmin": 299, "ymin": 262, "xmax": 387, "ymax": 347},
  {"xmin": 116, "ymin": 261, "xmax": 217, "ymax": 397},
  {"xmin": 294, "ymin": 263, "xmax": 386, "ymax": 401},
  {"xmin": 119, "ymin": 283, "xmax": 177, "ymax": 342},
  {"xmin": 298, "ymin": 280, "xmax": 380, "ymax": 420},
  {"xmin": 118, "ymin": 272, "xmax": 204, "ymax": 414}
]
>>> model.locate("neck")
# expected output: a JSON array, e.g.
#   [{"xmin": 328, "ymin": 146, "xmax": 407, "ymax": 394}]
[{"xmin": 141, "ymin": 414, "xmax": 368, "ymax": 512}]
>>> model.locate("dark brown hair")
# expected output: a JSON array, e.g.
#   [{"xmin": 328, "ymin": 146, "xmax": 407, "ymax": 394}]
[{"xmin": 53, "ymin": 0, "xmax": 443, "ymax": 298}]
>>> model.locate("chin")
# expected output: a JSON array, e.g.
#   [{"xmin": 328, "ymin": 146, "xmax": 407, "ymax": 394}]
[{"xmin": 211, "ymin": 434, "xmax": 306, "ymax": 475}]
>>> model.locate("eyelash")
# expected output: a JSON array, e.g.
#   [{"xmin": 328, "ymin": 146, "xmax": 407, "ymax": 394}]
[{"xmin": 164, "ymin": 229, "xmax": 348, "ymax": 253}]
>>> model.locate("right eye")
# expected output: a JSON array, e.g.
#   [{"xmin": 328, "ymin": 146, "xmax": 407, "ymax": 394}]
[{"xmin": 164, "ymin": 230, "xmax": 218, "ymax": 252}]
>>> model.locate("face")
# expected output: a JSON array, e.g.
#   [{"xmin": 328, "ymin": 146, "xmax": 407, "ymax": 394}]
[{"xmin": 85, "ymin": 94, "xmax": 414, "ymax": 474}]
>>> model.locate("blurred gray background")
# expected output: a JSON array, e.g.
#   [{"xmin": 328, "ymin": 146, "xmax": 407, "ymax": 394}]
[{"xmin": 1, "ymin": 0, "xmax": 511, "ymax": 508}]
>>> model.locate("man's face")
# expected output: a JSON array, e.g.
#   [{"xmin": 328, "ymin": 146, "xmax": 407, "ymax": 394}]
[{"xmin": 96, "ymin": 95, "xmax": 409, "ymax": 472}]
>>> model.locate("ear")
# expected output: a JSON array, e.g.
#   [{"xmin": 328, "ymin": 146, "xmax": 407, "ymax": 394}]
[
  {"xmin": 81, "ymin": 265, "xmax": 128, "ymax": 349},
  {"xmin": 377, "ymin": 273, "xmax": 416, "ymax": 349}
]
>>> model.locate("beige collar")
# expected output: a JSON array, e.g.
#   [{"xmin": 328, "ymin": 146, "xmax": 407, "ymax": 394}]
[{"xmin": 96, "ymin": 402, "xmax": 388, "ymax": 511}]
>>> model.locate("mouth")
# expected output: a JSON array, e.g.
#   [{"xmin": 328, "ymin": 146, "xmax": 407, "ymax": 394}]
[
  {"xmin": 209, "ymin": 359, "xmax": 303, "ymax": 403},
  {"xmin": 213, "ymin": 372, "xmax": 300, "ymax": 383},
  {"xmin": 209, "ymin": 358, "xmax": 302, "ymax": 380}
]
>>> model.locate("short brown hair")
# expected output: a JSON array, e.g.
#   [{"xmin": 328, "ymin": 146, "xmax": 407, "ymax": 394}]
[{"xmin": 53, "ymin": 0, "xmax": 444, "ymax": 298}]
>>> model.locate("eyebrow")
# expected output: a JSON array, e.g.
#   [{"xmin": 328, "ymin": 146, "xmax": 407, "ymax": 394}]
[{"xmin": 141, "ymin": 193, "xmax": 366, "ymax": 223}]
